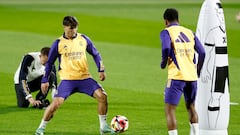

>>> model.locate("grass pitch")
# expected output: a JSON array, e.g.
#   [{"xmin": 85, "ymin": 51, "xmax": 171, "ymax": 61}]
[{"xmin": 0, "ymin": 0, "xmax": 239, "ymax": 135}]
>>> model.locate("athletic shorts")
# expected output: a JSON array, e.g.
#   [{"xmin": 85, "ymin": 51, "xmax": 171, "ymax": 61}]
[
  {"xmin": 55, "ymin": 78, "xmax": 103, "ymax": 99},
  {"xmin": 164, "ymin": 79, "xmax": 197, "ymax": 105}
]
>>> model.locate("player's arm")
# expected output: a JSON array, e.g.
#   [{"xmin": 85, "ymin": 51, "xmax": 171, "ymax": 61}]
[
  {"xmin": 41, "ymin": 40, "xmax": 59, "ymax": 93},
  {"xmin": 82, "ymin": 35, "xmax": 105, "ymax": 81},
  {"xmin": 19, "ymin": 55, "xmax": 34, "ymax": 98},
  {"xmin": 194, "ymin": 35, "xmax": 206, "ymax": 77},
  {"xmin": 160, "ymin": 30, "xmax": 171, "ymax": 69},
  {"xmin": 19, "ymin": 55, "xmax": 41, "ymax": 106}
]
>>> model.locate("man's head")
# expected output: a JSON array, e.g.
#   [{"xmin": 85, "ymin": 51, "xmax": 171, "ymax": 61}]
[
  {"xmin": 63, "ymin": 16, "xmax": 79, "ymax": 39},
  {"xmin": 40, "ymin": 47, "xmax": 50, "ymax": 65},
  {"xmin": 163, "ymin": 8, "xmax": 179, "ymax": 26}
]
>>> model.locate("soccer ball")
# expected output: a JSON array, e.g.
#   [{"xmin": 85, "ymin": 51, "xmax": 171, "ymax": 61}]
[{"xmin": 110, "ymin": 115, "xmax": 129, "ymax": 133}]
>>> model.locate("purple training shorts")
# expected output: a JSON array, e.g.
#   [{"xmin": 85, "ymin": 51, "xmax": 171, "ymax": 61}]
[
  {"xmin": 55, "ymin": 78, "xmax": 103, "ymax": 99},
  {"xmin": 164, "ymin": 79, "xmax": 197, "ymax": 105}
]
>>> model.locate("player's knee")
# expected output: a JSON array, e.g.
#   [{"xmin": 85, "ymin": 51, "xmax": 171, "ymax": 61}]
[
  {"xmin": 94, "ymin": 89, "xmax": 107, "ymax": 102},
  {"xmin": 97, "ymin": 92, "xmax": 107, "ymax": 103},
  {"xmin": 50, "ymin": 98, "xmax": 64, "ymax": 110},
  {"xmin": 188, "ymin": 108, "xmax": 198, "ymax": 123}
]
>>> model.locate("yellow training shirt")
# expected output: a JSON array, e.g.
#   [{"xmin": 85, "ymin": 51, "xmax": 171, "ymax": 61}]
[{"xmin": 165, "ymin": 26, "xmax": 197, "ymax": 81}]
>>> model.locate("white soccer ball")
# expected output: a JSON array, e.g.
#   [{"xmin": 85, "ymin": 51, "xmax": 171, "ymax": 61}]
[{"xmin": 110, "ymin": 115, "xmax": 129, "ymax": 133}]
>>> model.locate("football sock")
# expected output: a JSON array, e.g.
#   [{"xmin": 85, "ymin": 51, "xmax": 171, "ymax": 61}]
[
  {"xmin": 168, "ymin": 129, "xmax": 178, "ymax": 135},
  {"xmin": 38, "ymin": 119, "xmax": 49, "ymax": 129},
  {"xmin": 190, "ymin": 123, "xmax": 194, "ymax": 135},
  {"xmin": 190, "ymin": 123, "xmax": 199, "ymax": 135},
  {"xmin": 99, "ymin": 114, "xmax": 107, "ymax": 129}
]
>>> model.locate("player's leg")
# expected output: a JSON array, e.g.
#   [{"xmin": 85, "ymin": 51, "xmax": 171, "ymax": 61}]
[
  {"xmin": 186, "ymin": 102, "xmax": 199, "ymax": 135},
  {"xmin": 93, "ymin": 88, "xmax": 115, "ymax": 134},
  {"xmin": 77, "ymin": 78, "xmax": 114, "ymax": 134},
  {"xmin": 14, "ymin": 84, "xmax": 30, "ymax": 107},
  {"xmin": 185, "ymin": 102, "xmax": 198, "ymax": 123},
  {"xmin": 165, "ymin": 103, "xmax": 178, "ymax": 135},
  {"xmin": 35, "ymin": 97, "xmax": 64, "ymax": 135},
  {"xmin": 44, "ymin": 97, "xmax": 65, "ymax": 120},
  {"xmin": 184, "ymin": 81, "xmax": 199, "ymax": 135},
  {"xmin": 94, "ymin": 88, "xmax": 108, "ymax": 115},
  {"xmin": 164, "ymin": 79, "xmax": 185, "ymax": 135},
  {"xmin": 35, "ymin": 80, "xmax": 74, "ymax": 135}
]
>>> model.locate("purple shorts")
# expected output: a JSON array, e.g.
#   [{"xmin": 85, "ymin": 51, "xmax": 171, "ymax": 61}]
[
  {"xmin": 164, "ymin": 79, "xmax": 197, "ymax": 105},
  {"xmin": 55, "ymin": 78, "xmax": 102, "ymax": 99}
]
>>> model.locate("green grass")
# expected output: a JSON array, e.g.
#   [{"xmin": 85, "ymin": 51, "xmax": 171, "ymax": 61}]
[{"xmin": 0, "ymin": 0, "xmax": 239, "ymax": 135}]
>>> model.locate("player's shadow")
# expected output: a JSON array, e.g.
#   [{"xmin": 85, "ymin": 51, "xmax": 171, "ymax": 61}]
[
  {"xmin": 0, "ymin": 105, "xmax": 35, "ymax": 114},
  {"xmin": 0, "ymin": 130, "xmax": 34, "ymax": 135},
  {"xmin": 47, "ymin": 132, "xmax": 99, "ymax": 135},
  {"xmin": 0, "ymin": 130, "xmax": 97, "ymax": 135}
]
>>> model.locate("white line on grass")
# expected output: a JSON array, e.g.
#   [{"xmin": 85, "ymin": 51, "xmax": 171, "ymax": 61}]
[{"xmin": 230, "ymin": 102, "xmax": 239, "ymax": 105}]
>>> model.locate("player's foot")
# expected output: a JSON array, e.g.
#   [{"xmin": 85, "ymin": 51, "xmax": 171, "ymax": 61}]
[
  {"xmin": 100, "ymin": 125, "xmax": 116, "ymax": 135},
  {"xmin": 35, "ymin": 128, "xmax": 44, "ymax": 135}
]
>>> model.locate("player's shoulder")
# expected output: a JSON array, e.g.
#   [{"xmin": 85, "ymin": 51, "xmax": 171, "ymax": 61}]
[
  {"xmin": 52, "ymin": 37, "xmax": 61, "ymax": 46},
  {"xmin": 79, "ymin": 33, "xmax": 90, "ymax": 40},
  {"xmin": 79, "ymin": 33, "xmax": 93, "ymax": 44},
  {"xmin": 27, "ymin": 52, "xmax": 40, "ymax": 58},
  {"xmin": 22, "ymin": 52, "xmax": 39, "ymax": 62},
  {"xmin": 160, "ymin": 29, "xmax": 169, "ymax": 33},
  {"xmin": 160, "ymin": 29, "xmax": 170, "ymax": 37}
]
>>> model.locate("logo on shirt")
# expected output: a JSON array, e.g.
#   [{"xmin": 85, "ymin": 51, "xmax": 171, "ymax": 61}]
[
  {"xmin": 175, "ymin": 32, "xmax": 190, "ymax": 43},
  {"xmin": 64, "ymin": 52, "xmax": 83, "ymax": 60},
  {"xmin": 64, "ymin": 45, "xmax": 68, "ymax": 50}
]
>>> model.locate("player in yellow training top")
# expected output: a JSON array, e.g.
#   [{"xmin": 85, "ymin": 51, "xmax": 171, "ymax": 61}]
[
  {"xmin": 160, "ymin": 8, "xmax": 205, "ymax": 135},
  {"xmin": 35, "ymin": 16, "xmax": 115, "ymax": 135}
]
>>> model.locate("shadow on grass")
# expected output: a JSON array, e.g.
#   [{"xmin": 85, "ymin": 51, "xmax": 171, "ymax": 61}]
[
  {"xmin": 0, "ymin": 105, "xmax": 40, "ymax": 114},
  {"xmin": 0, "ymin": 130, "xmax": 34, "ymax": 135},
  {"xmin": 0, "ymin": 130, "xmax": 96, "ymax": 135},
  {"xmin": 47, "ymin": 131, "xmax": 99, "ymax": 135}
]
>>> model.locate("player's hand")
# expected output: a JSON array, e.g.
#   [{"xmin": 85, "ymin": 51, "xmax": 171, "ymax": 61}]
[
  {"xmin": 41, "ymin": 82, "xmax": 49, "ymax": 95},
  {"xmin": 99, "ymin": 72, "xmax": 106, "ymax": 81},
  {"xmin": 28, "ymin": 98, "xmax": 41, "ymax": 107}
]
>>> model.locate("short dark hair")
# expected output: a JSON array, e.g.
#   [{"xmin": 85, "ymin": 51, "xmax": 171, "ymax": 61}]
[
  {"xmin": 40, "ymin": 47, "xmax": 50, "ymax": 56},
  {"xmin": 63, "ymin": 16, "xmax": 79, "ymax": 29},
  {"xmin": 163, "ymin": 8, "xmax": 179, "ymax": 22}
]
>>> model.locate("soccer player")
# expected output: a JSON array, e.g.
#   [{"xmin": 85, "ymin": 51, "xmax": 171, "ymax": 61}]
[
  {"xmin": 14, "ymin": 47, "xmax": 57, "ymax": 109},
  {"xmin": 160, "ymin": 8, "xmax": 205, "ymax": 135},
  {"xmin": 35, "ymin": 16, "xmax": 114, "ymax": 135}
]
